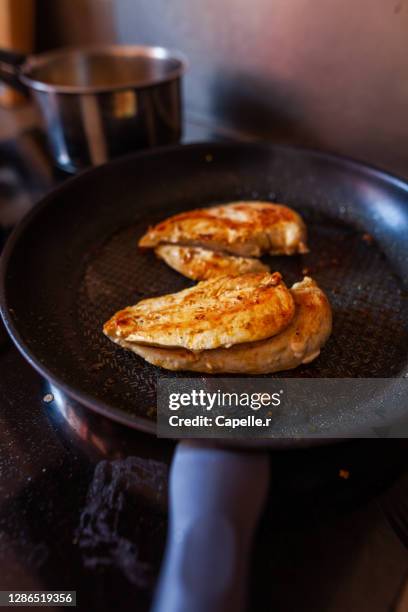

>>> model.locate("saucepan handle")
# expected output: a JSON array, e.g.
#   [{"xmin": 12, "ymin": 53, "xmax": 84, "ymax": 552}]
[
  {"xmin": 151, "ymin": 442, "xmax": 270, "ymax": 612},
  {"xmin": 0, "ymin": 48, "xmax": 29, "ymax": 94}
]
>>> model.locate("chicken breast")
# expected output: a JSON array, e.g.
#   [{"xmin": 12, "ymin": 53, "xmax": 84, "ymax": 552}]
[
  {"xmin": 103, "ymin": 271, "xmax": 295, "ymax": 352},
  {"xmin": 139, "ymin": 201, "xmax": 308, "ymax": 257},
  {"xmin": 111, "ymin": 277, "xmax": 332, "ymax": 374},
  {"xmin": 155, "ymin": 244, "xmax": 270, "ymax": 280}
]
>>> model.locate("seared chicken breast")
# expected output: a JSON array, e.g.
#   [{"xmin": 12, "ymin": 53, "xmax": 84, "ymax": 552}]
[
  {"xmin": 104, "ymin": 271, "xmax": 295, "ymax": 352},
  {"xmin": 139, "ymin": 201, "xmax": 308, "ymax": 257},
  {"xmin": 112, "ymin": 277, "xmax": 332, "ymax": 374},
  {"xmin": 155, "ymin": 244, "xmax": 269, "ymax": 281}
]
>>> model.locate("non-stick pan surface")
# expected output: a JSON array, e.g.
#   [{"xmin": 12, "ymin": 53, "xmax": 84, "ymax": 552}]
[{"xmin": 1, "ymin": 143, "xmax": 408, "ymax": 440}]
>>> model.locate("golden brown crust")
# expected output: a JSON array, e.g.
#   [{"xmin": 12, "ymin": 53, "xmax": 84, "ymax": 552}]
[
  {"xmin": 155, "ymin": 244, "xmax": 270, "ymax": 280},
  {"xmin": 103, "ymin": 271, "xmax": 295, "ymax": 351},
  {"xmin": 108, "ymin": 277, "xmax": 332, "ymax": 374},
  {"xmin": 139, "ymin": 201, "xmax": 308, "ymax": 257}
]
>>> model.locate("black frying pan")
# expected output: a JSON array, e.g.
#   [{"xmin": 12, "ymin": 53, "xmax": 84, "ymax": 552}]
[
  {"xmin": 2, "ymin": 142, "xmax": 408, "ymax": 612},
  {"xmin": 1, "ymin": 142, "xmax": 408, "ymax": 441}
]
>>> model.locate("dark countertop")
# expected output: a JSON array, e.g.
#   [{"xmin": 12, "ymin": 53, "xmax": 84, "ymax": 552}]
[{"xmin": 0, "ymin": 111, "xmax": 407, "ymax": 612}]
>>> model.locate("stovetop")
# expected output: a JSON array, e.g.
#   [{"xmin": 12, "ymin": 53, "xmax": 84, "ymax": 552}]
[{"xmin": 0, "ymin": 118, "xmax": 407, "ymax": 612}]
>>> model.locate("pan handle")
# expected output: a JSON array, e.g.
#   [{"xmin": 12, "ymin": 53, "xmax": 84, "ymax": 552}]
[
  {"xmin": 0, "ymin": 48, "xmax": 29, "ymax": 94},
  {"xmin": 151, "ymin": 442, "xmax": 270, "ymax": 612}
]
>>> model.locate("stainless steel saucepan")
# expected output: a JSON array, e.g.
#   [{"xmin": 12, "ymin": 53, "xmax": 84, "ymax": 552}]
[{"xmin": 0, "ymin": 45, "xmax": 187, "ymax": 173}]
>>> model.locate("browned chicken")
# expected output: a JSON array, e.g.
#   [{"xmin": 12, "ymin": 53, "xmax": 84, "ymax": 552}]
[
  {"xmin": 155, "ymin": 244, "xmax": 269, "ymax": 280},
  {"xmin": 103, "ymin": 271, "xmax": 295, "ymax": 352},
  {"xmin": 140, "ymin": 201, "xmax": 308, "ymax": 256},
  {"xmin": 103, "ymin": 276, "xmax": 332, "ymax": 374},
  {"xmin": 139, "ymin": 201, "xmax": 308, "ymax": 280}
]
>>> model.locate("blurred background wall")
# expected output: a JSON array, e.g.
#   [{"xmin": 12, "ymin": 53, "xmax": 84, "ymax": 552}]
[{"xmin": 37, "ymin": 0, "xmax": 408, "ymax": 176}]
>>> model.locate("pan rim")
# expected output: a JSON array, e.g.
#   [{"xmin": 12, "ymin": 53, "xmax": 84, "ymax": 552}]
[
  {"xmin": 1, "ymin": 141, "xmax": 408, "ymax": 440},
  {"xmin": 20, "ymin": 44, "xmax": 188, "ymax": 94}
]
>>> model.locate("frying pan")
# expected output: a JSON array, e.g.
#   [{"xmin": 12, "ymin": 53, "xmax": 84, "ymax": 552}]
[
  {"xmin": 1, "ymin": 142, "xmax": 408, "ymax": 610},
  {"xmin": 1, "ymin": 142, "xmax": 408, "ymax": 435}
]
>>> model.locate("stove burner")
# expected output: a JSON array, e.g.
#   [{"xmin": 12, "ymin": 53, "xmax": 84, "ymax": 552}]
[{"xmin": 76, "ymin": 457, "xmax": 167, "ymax": 588}]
